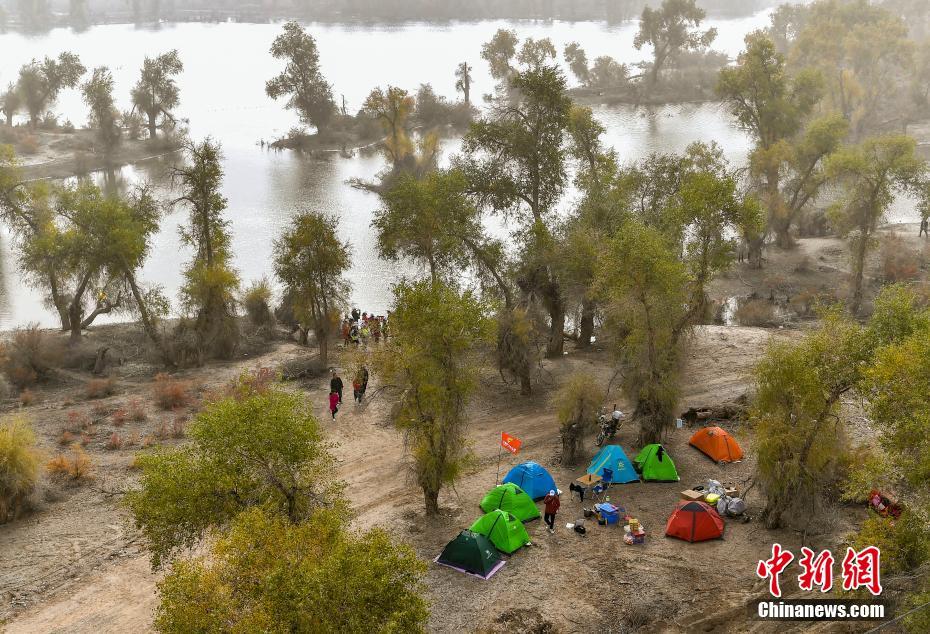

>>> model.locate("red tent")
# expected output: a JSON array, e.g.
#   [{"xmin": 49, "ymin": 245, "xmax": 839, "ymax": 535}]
[{"xmin": 665, "ymin": 501, "xmax": 725, "ymax": 543}]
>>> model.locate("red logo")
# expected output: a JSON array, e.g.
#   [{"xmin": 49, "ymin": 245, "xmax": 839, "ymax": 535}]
[
  {"xmin": 501, "ymin": 432, "xmax": 522, "ymax": 455},
  {"xmin": 757, "ymin": 543, "xmax": 795, "ymax": 598}
]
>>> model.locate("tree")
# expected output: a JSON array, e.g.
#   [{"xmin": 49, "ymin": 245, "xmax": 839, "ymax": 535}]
[
  {"xmin": 0, "ymin": 83, "xmax": 21, "ymax": 127},
  {"xmin": 81, "ymin": 67, "xmax": 121, "ymax": 152},
  {"xmin": 378, "ymin": 280, "xmax": 492, "ymax": 516},
  {"xmin": 362, "ymin": 86, "xmax": 415, "ymax": 172},
  {"xmin": 273, "ymin": 211, "xmax": 351, "ymax": 365},
  {"xmin": 563, "ymin": 42, "xmax": 591, "ymax": 86},
  {"xmin": 634, "ymin": 0, "xmax": 717, "ymax": 86},
  {"xmin": 516, "ymin": 37, "xmax": 556, "ymax": 70},
  {"xmin": 717, "ymin": 32, "xmax": 826, "ymax": 250},
  {"xmin": 374, "ymin": 170, "xmax": 481, "ymax": 284},
  {"xmin": 126, "ymin": 384, "xmax": 342, "ymax": 569},
  {"xmin": 153, "ymin": 507, "xmax": 429, "ymax": 633},
  {"xmin": 25, "ymin": 183, "xmax": 160, "ymax": 341},
  {"xmin": 589, "ymin": 56, "xmax": 628, "ymax": 90},
  {"xmin": 460, "ymin": 65, "xmax": 573, "ymax": 358},
  {"xmin": 751, "ymin": 309, "xmax": 870, "ymax": 529},
  {"xmin": 554, "ymin": 372, "xmax": 601, "ymax": 465},
  {"xmin": 480, "ymin": 28, "xmax": 519, "ymax": 82},
  {"xmin": 454, "ymin": 61, "xmax": 473, "ymax": 104},
  {"xmin": 827, "ymin": 135, "xmax": 926, "ymax": 314},
  {"xmin": 130, "ymin": 50, "xmax": 183, "ymax": 140},
  {"xmin": 265, "ymin": 21, "xmax": 336, "ymax": 134},
  {"xmin": 173, "ymin": 139, "xmax": 240, "ymax": 362},
  {"xmin": 16, "ymin": 52, "xmax": 85, "ymax": 127}
]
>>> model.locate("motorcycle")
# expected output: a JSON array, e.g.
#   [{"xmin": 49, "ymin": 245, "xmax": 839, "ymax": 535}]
[{"xmin": 594, "ymin": 407, "xmax": 623, "ymax": 446}]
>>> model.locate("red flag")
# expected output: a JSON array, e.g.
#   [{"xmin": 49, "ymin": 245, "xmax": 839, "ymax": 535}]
[{"xmin": 501, "ymin": 432, "xmax": 522, "ymax": 455}]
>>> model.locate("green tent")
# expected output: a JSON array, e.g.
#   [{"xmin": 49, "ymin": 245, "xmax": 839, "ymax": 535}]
[
  {"xmin": 435, "ymin": 530, "xmax": 504, "ymax": 579},
  {"xmin": 479, "ymin": 482, "xmax": 540, "ymax": 522},
  {"xmin": 470, "ymin": 510, "xmax": 531, "ymax": 554},
  {"xmin": 634, "ymin": 444, "xmax": 680, "ymax": 482}
]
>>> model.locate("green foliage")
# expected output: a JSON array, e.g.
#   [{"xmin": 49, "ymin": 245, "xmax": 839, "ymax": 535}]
[
  {"xmin": 362, "ymin": 85, "xmax": 415, "ymax": 170},
  {"xmin": 241, "ymin": 278, "xmax": 275, "ymax": 330},
  {"xmin": 751, "ymin": 310, "xmax": 871, "ymax": 528},
  {"xmin": 634, "ymin": 0, "xmax": 717, "ymax": 86},
  {"xmin": 0, "ymin": 83, "xmax": 22, "ymax": 126},
  {"xmin": 553, "ymin": 372, "xmax": 601, "ymax": 465},
  {"xmin": 597, "ymin": 221, "xmax": 688, "ymax": 445},
  {"xmin": 0, "ymin": 415, "xmax": 42, "ymax": 523},
  {"xmin": 563, "ymin": 42, "xmax": 590, "ymax": 86},
  {"xmin": 378, "ymin": 280, "xmax": 493, "ymax": 515},
  {"xmin": 266, "ymin": 21, "xmax": 336, "ymax": 134},
  {"xmin": 81, "ymin": 66, "xmax": 121, "ymax": 151},
  {"xmin": 126, "ymin": 384, "xmax": 342, "ymax": 569},
  {"xmin": 481, "ymin": 28, "xmax": 519, "ymax": 81},
  {"xmin": 849, "ymin": 513, "xmax": 930, "ymax": 576},
  {"xmin": 273, "ymin": 211, "xmax": 351, "ymax": 364},
  {"xmin": 16, "ymin": 52, "xmax": 85, "ymax": 126},
  {"xmin": 153, "ymin": 507, "xmax": 429, "ymax": 633},
  {"xmin": 130, "ymin": 50, "xmax": 183, "ymax": 139},
  {"xmin": 375, "ymin": 169, "xmax": 481, "ymax": 284},
  {"xmin": 827, "ymin": 135, "xmax": 926, "ymax": 313},
  {"xmin": 174, "ymin": 139, "xmax": 240, "ymax": 361}
]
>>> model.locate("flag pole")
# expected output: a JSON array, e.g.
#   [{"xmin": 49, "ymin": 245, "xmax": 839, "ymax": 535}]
[{"xmin": 495, "ymin": 432, "xmax": 503, "ymax": 485}]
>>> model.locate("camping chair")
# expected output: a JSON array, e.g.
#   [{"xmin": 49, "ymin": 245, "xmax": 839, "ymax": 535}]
[{"xmin": 592, "ymin": 468, "xmax": 614, "ymax": 503}]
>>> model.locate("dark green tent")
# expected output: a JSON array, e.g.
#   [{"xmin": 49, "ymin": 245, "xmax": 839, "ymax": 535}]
[{"xmin": 435, "ymin": 530, "xmax": 505, "ymax": 579}]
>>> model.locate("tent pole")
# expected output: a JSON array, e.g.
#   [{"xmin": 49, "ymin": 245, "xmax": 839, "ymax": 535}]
[{"xmin": 495, "ymin": 435, "xmax": 503, "ymax": 485}]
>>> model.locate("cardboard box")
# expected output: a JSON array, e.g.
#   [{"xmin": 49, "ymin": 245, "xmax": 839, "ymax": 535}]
[
  {"xmin": 680, "ymin": 489, "xmax": 704, "ymax": 501},
  {"xmin": 725, "ymin": 486, "xmax": 739, "ymax": 498}
]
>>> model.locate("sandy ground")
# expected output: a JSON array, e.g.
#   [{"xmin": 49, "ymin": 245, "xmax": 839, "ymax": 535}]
[{"xmin": 3, "ymin": 228, "xmax": 927, "ymax": 633}]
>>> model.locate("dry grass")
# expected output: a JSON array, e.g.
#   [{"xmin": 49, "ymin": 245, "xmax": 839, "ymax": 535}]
[
  {"xmin": 111, "ymin": 407, "xmax": 127, "ymax": 427},
  {"xmin": 141, "ymin": 434, "xmax": 155, "ymax": 448},
  {"xmin": 105, "ymin": 432, "xmax": 124, "ymax": 450},
  {"xmin": 171, "ymin": 414, "xmax": 187, "ymax": 439},
  {"xmin": 153, "ymin": 373, "xmax": 191, "ymax": 410},
  {"xmin": 85, "ymin": 377, "xmax": 116, "ymax": 399},
  {"xmin": 57, "ymin": 430, "xmax": 76, "ymax": 446},
  {"xmin": 19, "ymin": 389, "xmax": 35, "ymax": 406},
  {"xmin": 65, "ymin": 410, "xmax": 93, "ymax": 433},
  {"xmin": 46, "ymin": 444, "xmax": 93, "ymax": 482},
  {"xmin": 0, "ymin": 325, "xmax": 64, "ymax": 388},
  {"xmin": 881, "ymin": 234, "xmax": 921, "ymax": 283},
  {"xmin": 127, "ymin": 397, "xmax": 147, "ymax": 422},
  {"xmin": 734, "ymin": 299, "xmax": 779, "ymax": 327}
]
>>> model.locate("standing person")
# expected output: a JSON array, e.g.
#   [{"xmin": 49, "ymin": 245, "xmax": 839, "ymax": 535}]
[
  {"xmin": 543, "ymin": 490, "xmax": 560, "ymax": 534},
  {"xmin": 360, "ymin": 321, "xmax": 370, "ymax": 348},
  {"xmin": 328, "ymin": 390, "xmax": 339, "ymax": 420},
  {"xmin": 351, "ymin": 307, "xmax": 360, "ymax": 322},
  {"xmin": 341, "ymin": 319, "xmax": 350, "ymax": 347},
  {"xmin": 349, "ymin": 322, "xmax": 359, "ymax": 346},
  {"xmin": 360, "ymin": 365, "xmax": 370, "ymax": 400},
  {"xmin": 353, "ymin": 372, "xmax": 362, "ymax": 404},
  {"xmin": 330, "ymin": 369, "xmax": 343, "ymax": 404}
]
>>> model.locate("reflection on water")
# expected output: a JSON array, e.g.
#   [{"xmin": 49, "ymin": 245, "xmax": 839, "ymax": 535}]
[{"xmin": 0, "ymin": 12, "xmax": 919, "ymax": 328}]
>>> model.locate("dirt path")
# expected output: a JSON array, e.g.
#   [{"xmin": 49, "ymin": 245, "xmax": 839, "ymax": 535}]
[{"xmin": 0, "ymin": 326, "xmax": 864, "ymax": 633}]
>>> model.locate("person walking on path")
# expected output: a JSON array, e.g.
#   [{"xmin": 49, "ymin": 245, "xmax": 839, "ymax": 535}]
[
  {"xmin": 329, "ymin": 391, "xmax": 339, "ymax": 420},
  {"xmin": 543, "ymin": 490, "xmax": 560, "ymax": 534},
  {"xmin": 360, "ymin": 365, "xmax": 370, "ymax": 400},
  {"xmin": 353, "ymin": 373, "xmax": 362, "ymax": 404},
  {"xmin": 330, "ymin": 369, "xmax": 343, "ymax": 404}
]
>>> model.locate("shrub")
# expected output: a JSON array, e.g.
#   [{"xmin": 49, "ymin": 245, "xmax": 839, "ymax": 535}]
[
  {"xmin": 18, "ymin": 134, "xmax": 39, "ymax": 155},
  {"xmin": 171, "ymin": 415, "xmax": 186, "ymax": 439},
  {"xmin": 848, "ymin": 512, "xmax": 930, "ymax": 575},
  {"xmin": 735, "ymin": 299, "xmax": 779, "ymax": 327},
  {"xmin": 85, "ymin": 377, "xmax": 116, "ymax": 399},
  {"xmin": 141, "ymin": 434, "xmax": 155, "ymax": 448},
  {"xmin": 127, "ymin": 397, "xmax": 147, "ymax": 422},
  {"xmin": 0, "ymin": 416, "xmax": 42, "ymax": 523},
  {"xmin": 553, "ymin": 372, "xmax": 602, "ymax": 466},
  {"xmin": 0, "ymin": 375, "xmax": 10, "ymax": 401},
  {"xmin": 19, "ymin": 389, "xmax": 35, "ymax": 406},
  {"xmin": 152, "ymin": 373, "xmax": 191, "ymax": 410},
  {"xmin": 242, "ymin": 279, "xmax": 276, "ymax": 328},
  {"xmin": 65, "ymin": 410, "xmax": 92, "ymax": 433},
  {"xmin": 106, "ymin": 433, "xmax": 124, "ymax": 451},
  {"xmin": 91, "ymin": 401, "xmax": 112, "ymax": 418},
  {"xmin": 46, "ymin": 444, "xmax": 93, "ymax": 481},
  {"xmin": 881, "ymin": 234, "xmax": 920, "ymax": 283},
  {"xmin": 111, "ymin": 407, "xmax": 127, "ymax": 427},
  {"xmin": 57, "ymin": 430, "xmax": 76, "ymax": 446},
  {"xmin": 0, "ymin": 325, "xmax": 64, "ymax": 388},
  {"xmin": 79, "ymin": 432, "xmax": 92, "ymax": 447},
  {"xmin": 279, "ymin": 357, "xmax": 327, "ymax": 381}
]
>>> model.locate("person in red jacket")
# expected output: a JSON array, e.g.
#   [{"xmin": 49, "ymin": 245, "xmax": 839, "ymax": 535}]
[
  {"xmin": 329, "ymin": 391, "xmax": 339, "ymax": 420},
  {"xmin": 543, "ymin": 490, "xmax": 560, "ymax": 534}
]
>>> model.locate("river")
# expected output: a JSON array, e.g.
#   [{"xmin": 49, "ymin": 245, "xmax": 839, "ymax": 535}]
[{"xmin": 0, "ymin": 10, "xmax": 918, "ymax": 329}]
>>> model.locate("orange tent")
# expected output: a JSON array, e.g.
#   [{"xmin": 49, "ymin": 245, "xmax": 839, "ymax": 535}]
[{"xmin": 689, "ymin": 426, "xmax": 743, "ymax": 463}]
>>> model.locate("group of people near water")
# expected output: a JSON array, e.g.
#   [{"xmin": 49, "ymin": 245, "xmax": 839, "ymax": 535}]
[{"xmin": 341, "ymin": 308, "xmax": 388, "ymax": 348}]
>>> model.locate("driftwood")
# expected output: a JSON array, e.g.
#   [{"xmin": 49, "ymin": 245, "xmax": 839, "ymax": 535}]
[{"xmin": 680, "ymin": 394, "xmax": 749, "ymax": 427}]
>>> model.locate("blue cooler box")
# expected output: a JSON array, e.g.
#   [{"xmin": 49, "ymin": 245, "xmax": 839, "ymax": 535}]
[{"xmin": 595, "ymin": 503, "xmax": 620, "ymax": 525}]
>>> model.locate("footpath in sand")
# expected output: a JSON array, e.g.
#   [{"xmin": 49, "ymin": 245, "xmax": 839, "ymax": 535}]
[{"xmin": 1, "ymin": 326, "xmax": 863, "ymax": 633}]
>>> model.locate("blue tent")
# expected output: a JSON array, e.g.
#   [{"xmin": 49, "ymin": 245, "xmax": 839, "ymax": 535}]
[
  {"xmin": 502, "ymin": 461, "xmax": 557, "ymax": 500},
  {"xmin": 586, "ymin": 445, "xmax": 639, "ymax": 483}
]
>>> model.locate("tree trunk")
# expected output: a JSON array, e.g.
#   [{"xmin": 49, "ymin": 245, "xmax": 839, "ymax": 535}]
[
  {"xmin": 4, "ymin": 113, "xmax": 11, "ymax": 127},
  {"xmin": 546, "ymin": 301, "xmax": 565, "ymax": 358},
  {"xmin": 561, "ymin": 425, "xmax": 580, "ymax": 466},
  {"xmin": 124, "ymin": 268, "xmax": 173, "ymax": 367},
  {"xmin": 92, "ymin": 347, "xmax": 109, "ymax": 375},
  {"xmin": 423, "ymin": 487, "xmax": 440, "ymax": 516},
  {"xmin": 147, "ymin": 113, "xmax": 157, "ymax": 140},
  {"xmin": 68, "ymin": 301, "xmax": 83, "ymax": 342},
  {"xmin": 773, "ymin": 217, "xmax": 795, "ymax": 249},
  {"xmin": 850, "ymin": 236, "xmax": 868, "ymax": 315},
  {"xmin": 318, "ymin": 330, "xmax": 328, "ymax": 367},
  {"xmin": 519, "ymin": 370, "xmax": 532, "ymax": 396},
  {"xmin": 578, "ymin": 300, "xmax": 595, "ymax": 350}
]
